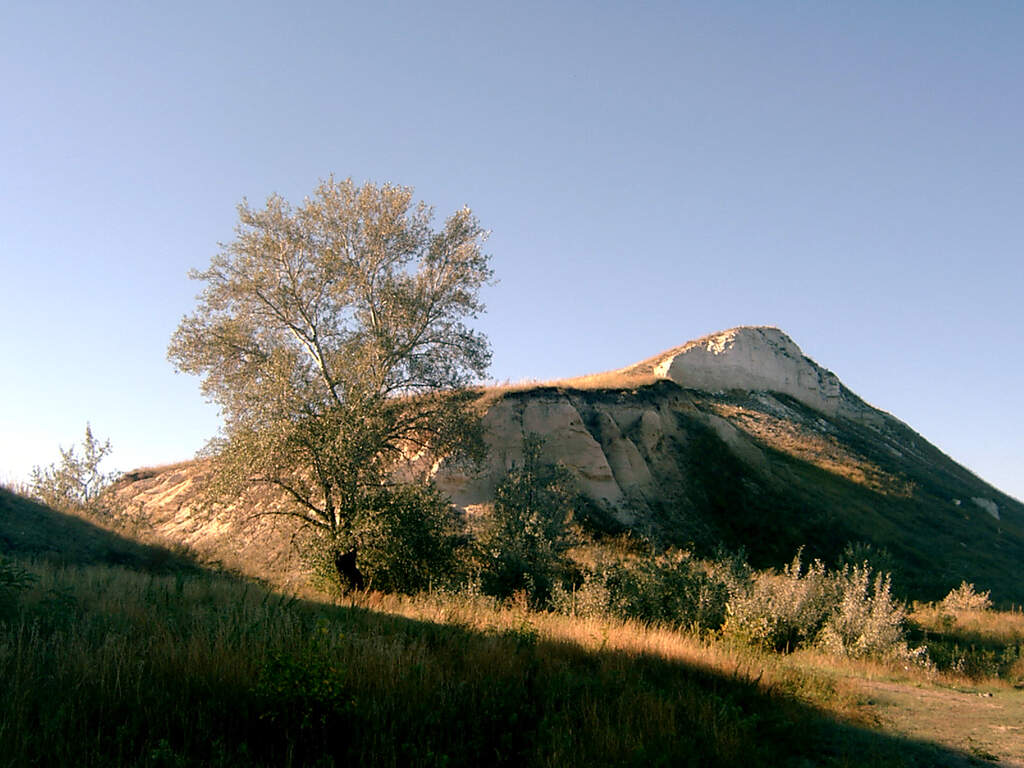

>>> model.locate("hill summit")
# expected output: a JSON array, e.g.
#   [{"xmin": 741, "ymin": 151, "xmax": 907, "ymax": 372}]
[
  {"xmin": 625, "ymin": 326, "xmax": 849, "ymax": 416},
  {"xmin": 109, "ymin": 327, "xmax": 1024, "ymax": 601}
]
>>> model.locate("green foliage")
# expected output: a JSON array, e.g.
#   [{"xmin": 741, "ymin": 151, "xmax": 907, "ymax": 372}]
[
  {"xmin": 548, "ymin": 568, "xmax": 612, "ymax": 619},
  {"xmin": 836, "ymin": 540, "xmax": 897, "ymax": 581},
  {"xmin": 354, "ymin": 484, "xmax": 468, "ymax": 594},
  {"xmin": 603, "ymin": 550, "xmax": 730, "ymax": 631},
  {"xmin": 817, "ymin": 566, "xmax": 919, "ymax": 661},
  {"xmin": 255, "ymin": 649, "xmax": 353, "ymax": 749},
  {"xmin": 167, "ymin": 178, "xmax": 492, "ymax": 584},
  {"xmin": 722, "ymin": 550, "xmax": 921, "ymax": 661},
  {"xmin": 28, "ymin": 423, "xmax": 118, "ymax": 512},
  {"xmin": 1, "ymin": 559, "xmax": 961, "ymax": 767},
  {"xmin": 941, "ymin": 581, "xmax": 993, "ymax": 613},
  {"xmin": 480, "ymin": 435, "xmax": 576, "ymax": 604},
  {"xmin": 724, "ymin": 550, "xmax": 836, "ymax": 652}
]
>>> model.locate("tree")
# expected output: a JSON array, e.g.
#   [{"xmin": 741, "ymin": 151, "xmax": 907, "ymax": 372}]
[
  {"xmin": 481, "ymin": 434, "xmax": 576, "ymax": 603},
  {"xmin": 168, "ymin": 178, "xmax": 492, "ymax": 585},
  {"xmin": 29, "ymin": 423, "xmax": 118, "ymax": 512}
]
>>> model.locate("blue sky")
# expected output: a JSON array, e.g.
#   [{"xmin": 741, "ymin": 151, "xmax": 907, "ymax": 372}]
[{"xmin": 1, "ymin": 2, "xmax": 1021, "ymax": 501}]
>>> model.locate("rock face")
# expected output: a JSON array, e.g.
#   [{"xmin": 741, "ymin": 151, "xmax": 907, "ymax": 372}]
[
  {"xmin": 656, "ymin": 327, "xmax": 843, "ymax": 415},
  {"xmin": 433, "ymin": 326, "xmax": 884, "ymax": 519}
]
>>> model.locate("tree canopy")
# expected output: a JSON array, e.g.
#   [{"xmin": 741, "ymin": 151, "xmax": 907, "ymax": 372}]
[{"xmin": 168, "ymin": 178, "xmax": 492, "ymax": 555}]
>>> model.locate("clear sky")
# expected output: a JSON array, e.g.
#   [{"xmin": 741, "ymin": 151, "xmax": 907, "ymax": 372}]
[{"xmin": 1, "ymin": 2, "xmax": 1021, "ymax": 501}]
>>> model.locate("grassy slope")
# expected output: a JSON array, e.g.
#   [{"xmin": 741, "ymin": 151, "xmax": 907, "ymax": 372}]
[
  {"xmin": 0, "ymin": 486, "xmax": 197, "ymax": 572},
  {"xmin": 0, "ymin": 556, "xmax": 993, "ymax": 768},
  {"xmin": 3, "ymin": 488, "xmax": 1021, "ymax": 766}
]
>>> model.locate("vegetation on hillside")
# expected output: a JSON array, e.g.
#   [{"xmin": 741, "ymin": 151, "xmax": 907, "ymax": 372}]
[
  {"xmin": 3, "ymin": 470, "xmax": 1023, "ymax": 765},
  {"xmin": 4, "ymin": 549, "xmax": 1017, "ymax": 768},
  {"xmin": 6, "ymin": 170, "xmax": 1021, "ymax": 763}
]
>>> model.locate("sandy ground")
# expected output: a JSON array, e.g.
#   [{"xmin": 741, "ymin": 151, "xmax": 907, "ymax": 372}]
[{"xmin": 854, "ymin": 677, "xmax": 1024, "ymax": 767}]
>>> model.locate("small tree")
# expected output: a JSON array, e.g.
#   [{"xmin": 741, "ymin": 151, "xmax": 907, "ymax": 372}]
[
  {"xmin": 481, "ymin": 435, "xmax": 576, "ymax": 603},
  {"xmin": 168, "ymin": 178, "xmax": 492, "ymax": 586},
  {"xmin": 29, "ymin": 424, "xmax": 118, "ymax": 512}
]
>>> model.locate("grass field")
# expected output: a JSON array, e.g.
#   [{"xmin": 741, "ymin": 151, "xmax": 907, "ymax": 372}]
[{"xmin": 3, "ymin": 553, "xmax": 1021, "ymax": 767}]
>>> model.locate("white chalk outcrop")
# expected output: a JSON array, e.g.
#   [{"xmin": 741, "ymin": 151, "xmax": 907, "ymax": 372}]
[
  {"xmin": 650, "ymin": 327, "xmax": 844, "ymax": 415},
  {"xmin": 971, "ymin": 497, "xmax": 1001, "ymax": 520}
]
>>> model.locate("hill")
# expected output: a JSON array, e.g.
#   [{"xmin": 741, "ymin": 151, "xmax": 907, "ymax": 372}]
[{"xmin": 107, "ymin": 327, "xmax": 1024, "ymax": 602}]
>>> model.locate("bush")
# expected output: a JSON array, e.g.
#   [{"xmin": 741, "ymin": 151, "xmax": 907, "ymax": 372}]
[
  {"xmin": 720, "ymin": 549, "xmax": 922, "ymax": 662},
  {"xmin": 549, "ymin": 568, "xmax": 612, "ymax": 619},
  {"xmin": 817, "ymin": 565, "xmax": 919, "ymax": 661},
  {"xmin": 300, "ymin": 483, "xmax": 466, "ymax": 595},
  {"xmin": 723, "ymin": 551, "xmax": 835, "ymax": 652},
  {"xmin": 0, "ymin": 555, "xmax": 36, "ymax": 620},
  {"xmin": 837, "ymin": 540, "xmax": 897, "ymax": 581},
  {"xmin": 29, "ymin": 424, "xmax": 118, "ymax": 513},
  {"xmin": 605, "ymin": 550, "xmax": 729, "ymax": 632},
  {"xmin": 480, "ymin": 435, "xmax": 576, "ymax": 605},
  {"xmin": 354, "ymin": 484, "xmax": 467, "ymax": 594},
  {"xmin": 941, "ymin": 581, "xmax": 992, "ymax": 613}
]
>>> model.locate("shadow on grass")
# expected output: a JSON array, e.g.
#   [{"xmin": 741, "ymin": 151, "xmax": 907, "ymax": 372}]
[
  {"xmin": 0, "ymin": 488, "xmax": 992, "ymax": 766},
  {"xmin": 0, "ymin": 485, "xmax": 199, "ymax": 572}
]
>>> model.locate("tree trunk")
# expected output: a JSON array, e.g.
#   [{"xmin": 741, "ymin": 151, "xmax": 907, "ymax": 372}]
[{"xmin": 334, "ymin": 547, "xmax": 365, "ymax": 591}]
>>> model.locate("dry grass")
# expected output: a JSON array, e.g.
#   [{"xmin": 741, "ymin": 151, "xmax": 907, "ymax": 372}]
[
  {"xmin": 911, "ymin": 604, "xmax": 1024, "ymax": 644},
  {"xmin": 475, "ymin": 369, "xmax": 659, "ymax": 402},
  {"xmin": 706, "ymin": 402, "xmax": 913, "ymax": 496},
  {"xmin": 1, "ymin": 557, "xmax": 981, "ymax": 767}
]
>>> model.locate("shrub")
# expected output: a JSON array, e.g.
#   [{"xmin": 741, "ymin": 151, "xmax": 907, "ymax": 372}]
[
  {"xmin": 837, "ymin": 540, "xmax": 897, "ymax": 581},
  {"xmin": 29, "ymin": 424, "xmax": 118, "ymax": 513},
  {"xmin": 606, "ymin": 550, "xmax": 729, "ymax": 632},
  {"xmin": 300, "ymin": 484, "xmax": 466, "ymax": 595},
  {"xmin": 723, "ymin": 551, "xmax": 835, "ymax": 652},
  {"xmin": 480, "ymin": 435, "xmax": 576, "ymax": 605},
  {"xmin": 941, "ymin": 581, "xmax": 992, "ymax": 613},
  {"xmin": 0, "ymin": 555, "xmax": 36, "ymax": 620},
  {"xmin": 354, "ymin": 484, "xmax": 467, "ymax": 594},
  {"xmin": 817, "ymin": 565, "xmax": 917, "ymax": 661},
  {"xmin": 549, "ymin": 568, "xmax": 612, "ymax": 619}
]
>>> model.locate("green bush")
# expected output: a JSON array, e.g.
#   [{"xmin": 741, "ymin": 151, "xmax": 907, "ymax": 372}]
[
  {"xmin": 605, "ymin": 551, "xmax": 729, "ymax": 632},
  {"xmin": 548, "ymin": 569, "xmax": 612, "ymax": 619},
  {"xmin": 300, "ymin": 483, "xmax": 466, "ymax": 595},
  {"xmin": 817, "ymin": 565, "xmax": 918, "ymax": 661},
  {"xmin": 480, "ymin": 435, "xmax": 576, "ymax": 605},
  {"xmin": 354, "ymin": 484, "xmax": 467, "ymax": 594},
  {"xmin": 723, "ymin": 550, "xmax": 835, "ymax": 652},
  {"xmin": 721, "ymin": 550, "xmax": 922, "ymax": 662}
]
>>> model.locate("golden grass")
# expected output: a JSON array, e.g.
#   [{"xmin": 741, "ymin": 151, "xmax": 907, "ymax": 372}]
[
  {"xmin": 4, "ymin": 557, "xmax": 974, "ymax": 767},
  {"xmin": 706, "ymin": 402, "xmax": 913, "ymax": 496},
  {"xmin": 910, "ymin": 604, "xmax": 1024, "ymax": 643}
]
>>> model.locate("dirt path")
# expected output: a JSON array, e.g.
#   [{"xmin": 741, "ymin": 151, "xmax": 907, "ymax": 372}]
[{"xmin": 852, "ymin": 678, "xmax": 1024, "ymax": 766}]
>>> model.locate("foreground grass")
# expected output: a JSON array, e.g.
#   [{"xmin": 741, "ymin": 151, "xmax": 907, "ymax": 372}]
[{"xmin": 1, "ymin": 559, "xmax": 992, "ymax": 767}]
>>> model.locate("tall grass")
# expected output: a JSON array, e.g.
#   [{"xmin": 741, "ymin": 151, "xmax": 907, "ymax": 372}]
[
  {"xmin": 908, "ymin": 595, "xmax": 1024, "ymax": 682},
  {"xmin": 0, "ymin": 557, "xmax": 969, "ymax": 767}
]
